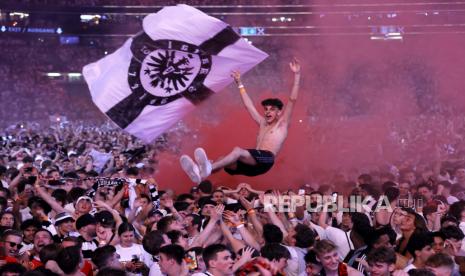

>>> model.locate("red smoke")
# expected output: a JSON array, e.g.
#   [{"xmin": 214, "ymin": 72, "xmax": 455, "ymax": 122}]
[{"xmin": 155, "ymin": 5, "xmax": 465, "ymax": 192}]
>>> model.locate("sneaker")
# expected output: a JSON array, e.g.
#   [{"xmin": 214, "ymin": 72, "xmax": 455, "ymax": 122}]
[
  {"xmin": 194, "ymin": 147, "xmax": 212, "ymax": 180},
  {"xmin": 180, "ymin": 155, "xmax": 201, "ymax": 184}
]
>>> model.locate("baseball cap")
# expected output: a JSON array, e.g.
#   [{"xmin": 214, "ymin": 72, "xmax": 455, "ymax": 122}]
[
  {"xmin": 76, "ymin": 214, "xmax": 96, "ymax": 230},
  {"xmin": 54, "ymin": 212, "xmax": 75, "ymax": 226}
]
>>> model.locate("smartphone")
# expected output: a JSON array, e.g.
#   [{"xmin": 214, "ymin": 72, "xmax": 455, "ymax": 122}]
[
  {"xmin": 185, "ymin": 250, "xmax": 198, "ymax": 271},
  {"xmin": 298, "ymin": 189, "xmax": 305, "ymax": 195},
  {"xmin": 131, "ymin": 254, "xmax": 140, "ymax": 263}
]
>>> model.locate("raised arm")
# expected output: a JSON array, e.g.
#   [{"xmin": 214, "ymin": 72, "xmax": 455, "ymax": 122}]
[
  {"xmin": 232, "ymin": 71, "xmax": 263, "ymax": 124},
  {"xmin": 280, "ymin": 58, "xmax": 301, "ymax": 125}
]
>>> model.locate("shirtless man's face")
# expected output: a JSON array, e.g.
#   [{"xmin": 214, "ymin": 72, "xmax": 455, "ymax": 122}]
[{"xmin": 263, "ymin": 105, "xmax": 281, "ymax": 124}]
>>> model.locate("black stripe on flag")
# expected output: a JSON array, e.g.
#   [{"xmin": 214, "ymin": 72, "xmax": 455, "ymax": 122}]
[
  {"xmin": 106, "ymin": 92, "xmax": 182, "ymax": 129},
  {"xmin": 183, "ymin": 84, "xmax": 215, "ymax": 104},
  {"xmin": 199, "ymin": 26, "xmax": 240, "ymax": 55}
]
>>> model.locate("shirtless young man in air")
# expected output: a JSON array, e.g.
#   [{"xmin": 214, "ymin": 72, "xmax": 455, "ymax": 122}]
[{"xmin": 180, "ymin": 58, "xmax": 301, "ymax": 183}]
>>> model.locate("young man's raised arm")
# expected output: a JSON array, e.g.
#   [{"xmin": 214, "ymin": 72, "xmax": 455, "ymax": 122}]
[
  {"xmin": 231, "ymin": 71, "xmax": 263, "ymax": 125},
  {"xmin": 281, "ymin": 58, "xmax": 301, "ymax": 125}
]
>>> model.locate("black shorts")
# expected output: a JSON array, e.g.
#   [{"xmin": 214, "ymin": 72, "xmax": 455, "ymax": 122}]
[{"xmin": 224, "ymin": 149, "xmax": 275, "ymax": 176}]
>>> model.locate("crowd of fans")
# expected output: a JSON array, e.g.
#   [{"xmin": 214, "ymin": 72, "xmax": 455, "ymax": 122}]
[
  {"xmin": 2, "ymin": 6, "xmax": 465, "ymax": 274},
  {"xmin": 1, "ymin": 116, "xmax": 465, "ymax": 276}
]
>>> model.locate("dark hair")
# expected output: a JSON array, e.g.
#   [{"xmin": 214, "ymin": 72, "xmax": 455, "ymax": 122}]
[
  {"xmin": 92, "ymin": 245, "xmax": 117, "ymax": 269},
  {"xmin": 198, "ymin": 180, "xmax": 213, "ymax": 194},
  {"xmin": 441, "ymin": 225, "xmax": 465, "ymax": 241},
  {"xmin": 431, "ymin": 231, "xmax": 445, "ymax": 241},
  {"xmin": 406, "ymin": 232, "xmax": 434, "ymax": 258},
  {"xmin": 372, "ymin": 226, "xmax": 397, "ymax": 246},
  {"xmin": 260, "ymin": 243, "xmax": 290, "ymax": 261},
  {"xmin": 261, "ymin": 98, "xmax": 283, "ymax": 110},
  {"xmin": 174, "ymin": 201, "xmax": 190, "ymax": 212},
  {"xmin": 157, "ymin": 216, "xmax": 175, "ymax": 233},
  {"xmin": 358, "ymin": 174, "xmax": 372, "ymax": 184},
  {"xmin": 51, "ymin": 189, "xmax": 68, "ymax": 206},
  {"xmin": 263, "ymin": 223, "xmax": 283, "ymax": 244},
  {"xmin": 142, "ymin": 230, "xmax": 166, "ymax": 255},
  {"xmin": 402, "ymin": 207, "xmax": 428, "ymax": 233},
  {"xmin": 187, "ymin": 214, "xmax": 202, "ymax": 232},
  {"xmin": 366, "ymin": 246, "xmax": 396, "ymax": 265},
  {"xmin": 23, "ymin": 267, "xmax": 60, "ymax": 276},
  {"xmin": 384, "ymin": 187, "xmax": 400, "ymax": 202},
  {"xmin": 166, "ymin": 230, "xmax": 183, "ymax": 244},
  {"xmin": 0, "ymin": 187, "xmax": 11, "ymax": 198},
  {"xmin": 417, "ymin": 183, "xmax": 432, "ymax": 191},
  {"xmin": 96, "ymin": 268, "xmax": 127, "ymax": 276},
  {"xmin": 359, "ymin": 184, "xmax": 378, "ymax": 197},
  {"xmin": 159, "ymin": 244, "xmax": 185, "ymax": 265},
  {"xmin": 381, "ymin": 181, "xmax": 397, "ymax": 192},
  {"xmin": 67, "ymin": 187, "xmax": 86, "ymax": 203},
  {"xmin": 447, "ymin": 201, "xmax": 465, "ymax": 222},
  {"xmin": 304, "ymin": 250, "xmax": 318, "ymax": 265},
  {"xmin": 177, "ymin": 193, "xmax": 195, "ymax": 202},
  {"xmin": 350, "ymin": 212, "xmax": 374, "ymax": 245},
  {"xmin": 27, "ymin": 196, "xmax": 52, "ymax": 214},
  {"xmin": 139, "ymin": 194, "xmax": 151, "ymax": 203},
  {"xmin": 125, "ymin": 167, "xmax": 139, "ymax": 177},
  {"xmin": 117, "ymin": 222, "xmax": 135, "ymax": 236},
  {"xmin": 437, "ymin": 181, "xmax": 452, "ymax": 190},
  {"xmin": 20, "ymin": 219, "xmax": 42, "ymax": 231},
  {"xmin": 407, "ymin": 268, "xmax": 435, "ymax": 276},
  {"xmin": 294, "ymin": 224, "xmax": 315, "ymax": 248},
  {"xmin": 425, "ymin": 253, "xmax": 454, "ymax": 269},
  {"xmin": 440, "ymin": 215, "xmax": 459, "ymax": 226},
  {"xmin": 56, "ymin": 246, "xmax": 82, "ymax": 274},
  {"xmin": 0, "ymin": 262, "xmax": 27, "ymax": 275},
  {"xmin": 203, "ymin": 244, "xmax": 230, "ymax": 269},
  {"xmin": 39, "ymin": 243, "xmax": 61, "ymax": 263}
]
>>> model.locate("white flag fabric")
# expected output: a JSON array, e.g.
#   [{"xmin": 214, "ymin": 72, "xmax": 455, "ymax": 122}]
[{"xmin": 83, "ymin": 4, "xmax": 268, "ymax": 142}]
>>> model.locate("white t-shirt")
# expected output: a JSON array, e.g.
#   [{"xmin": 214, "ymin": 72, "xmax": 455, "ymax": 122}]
[
  {"xmin": 115, "ymin": 243, "xmax": 149, "ymax": 264},
  {"xmin": 325, "ymin": 227, "xmax": 353, "ymax": 260},
  {"xmin": 148, "ymin": 261, "xmax": 163, "ymax": 276}
]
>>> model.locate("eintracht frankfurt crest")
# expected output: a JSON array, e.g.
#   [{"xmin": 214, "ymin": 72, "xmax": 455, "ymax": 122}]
[{"xmin": 129, "ymin": 34, "xmax": 212, "ymax": 106}]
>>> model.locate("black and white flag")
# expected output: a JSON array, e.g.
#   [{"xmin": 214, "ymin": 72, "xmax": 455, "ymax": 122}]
[{"xmin": 83, "ymin": 4, "xmax": 268, "ymax": 142}]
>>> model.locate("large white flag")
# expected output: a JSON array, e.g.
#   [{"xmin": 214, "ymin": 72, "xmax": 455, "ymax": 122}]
[{"xmin": 83, "ymin": 4, "xmax": 268, "ymax": 142}]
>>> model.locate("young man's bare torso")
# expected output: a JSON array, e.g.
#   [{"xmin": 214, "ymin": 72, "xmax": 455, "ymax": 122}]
[{"xmin": 180, "ymin": 58, "xmax": 301, "ymax": 183}]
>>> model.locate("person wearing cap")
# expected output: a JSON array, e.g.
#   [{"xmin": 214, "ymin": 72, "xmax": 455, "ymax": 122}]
[
  {"xmin": 76, "ymin": 213, "xmax": 98, "ymax": 259},
  {"xmin": 53, "ymin": 212, "xmax": 78, "ymax": 243},
  {"xmin": 75, "ymin": 196, "xmax": 93, "ymax": 218},
  {"xmin": 95, "ymin": 210, "xmax": 119, "ymax": 247}
]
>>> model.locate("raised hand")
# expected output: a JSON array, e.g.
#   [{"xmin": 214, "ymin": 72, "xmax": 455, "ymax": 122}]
[
  {"xmin": 210, "ymin": 204, "xmax": 225, "ymax": 221},
  {"xmin": 239, "ymin": 196, "xmax": 253, "ymax": 211},
  {"xmin": 289, "ymin": 57, "xmax": 301, "ymax": 74},
  {"xmin": 223, "ymin": 210, "xmax": 241, "ymax": 225},
  {"xmin": 231, "ymin": 70, "xmax": 242, "ymax": 85}
]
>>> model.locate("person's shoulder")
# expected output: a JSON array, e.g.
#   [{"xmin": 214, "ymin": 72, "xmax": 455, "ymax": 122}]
[
  {"xmin": 325, "ymin": 225, "xmax": 346, "ymax": 236},
  {"xmin": 347, "ymin": 265, "xmax": 363, "ymax": 276}
]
